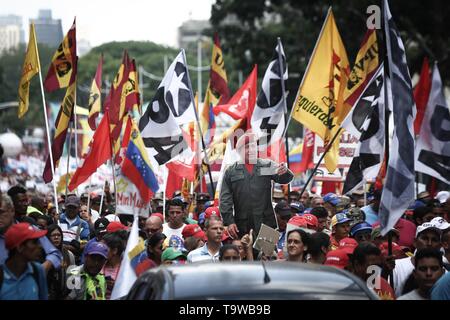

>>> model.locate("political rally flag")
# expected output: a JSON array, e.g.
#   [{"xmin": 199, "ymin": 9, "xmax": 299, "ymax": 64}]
[
  {"xmin": 43, "ymin": 19, "xmax": 76, "ymax": 92},
  {"xmin": 18, "ymin": 24, "xmax": 40, "ymax": 119},
  {"xmin": 291, "ymin": 8, "xmax": 350, "ymax": 172},
  {"xmin": 87, "ymin": 55, "xmax": 103, "ymax": 130}
]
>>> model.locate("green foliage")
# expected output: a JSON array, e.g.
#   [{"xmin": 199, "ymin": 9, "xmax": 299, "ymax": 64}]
[{"xmin": 210, "ymin": 0, "xmax": 450, "ymax": 138}]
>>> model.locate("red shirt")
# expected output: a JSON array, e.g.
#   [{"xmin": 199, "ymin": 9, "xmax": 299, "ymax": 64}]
[
  {"xmin": 244, "ymin": 163, "xmax": 254, "ymax": 174},
  {"xmin": 135, "ymin": 258, "xmax": 158, "ymax": 277},
  {"xmin": 373, "ymin": 277, "xmax": 396, "ymax": 300}
]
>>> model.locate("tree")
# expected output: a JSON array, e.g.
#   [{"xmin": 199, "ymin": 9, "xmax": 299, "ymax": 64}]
[{"xmin": 210, "ymin": 0, "xmax": 450, "ymax": 138}]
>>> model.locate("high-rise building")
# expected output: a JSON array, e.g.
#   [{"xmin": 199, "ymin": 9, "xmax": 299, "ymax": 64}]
[
  {"xmin": 177, "ymin": 19, "xmax": 210, "ymax": 49},
  {"xmin": 30, "ymin": 9, "xmax": 63, "ymax": 48},
  {"xmin": 0, "ymin": 15, "xmax": 24, "ymax": 55}
]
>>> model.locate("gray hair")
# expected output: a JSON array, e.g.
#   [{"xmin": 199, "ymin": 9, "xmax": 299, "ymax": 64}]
[{"xmin": 1, "ymin": 194, "xmax": 14, "ymax": 210}]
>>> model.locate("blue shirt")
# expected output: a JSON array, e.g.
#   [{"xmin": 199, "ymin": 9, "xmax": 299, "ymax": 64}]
[
  {"xmin": 362, "ymin": 205, "xmax": 379, "ymax": 226},
  {"xmin": 187, "ymin": 243, "xmax": 221, "ymax": 263},
  {"xmin": 0, "ymin": 262, "xmax": 48, "ymax": 300},
  {"xmin": 1, "ymin": 225, "xmax": 62, "ymax": 269},
  {"xmin": 431, "ymin": 271, "xmax": 450, "ymax": 300},
  {"xmin": 59, "ymin": 213, "xmax": 90, "ymax": 242}
]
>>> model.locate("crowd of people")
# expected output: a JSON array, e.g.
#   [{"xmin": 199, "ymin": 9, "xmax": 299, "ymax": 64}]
[
  {"xmin": 0, "ymin": 131, "xmax": 448, "ymax": 301},
  {"xmin": 1, "ymin": 179, "xmax": 450, "ymax": 300}
]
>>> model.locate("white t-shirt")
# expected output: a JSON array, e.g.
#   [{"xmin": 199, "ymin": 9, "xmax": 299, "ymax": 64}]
[
  {"xmin": 397, "ymin": 289, "xmax": 427, "ymax": 300},
  {"xmin": 162, "ymin": 223, "xmax": 186, "ymax": 240},
  {"xmin": 393, "ymin": 256, "xmax": 414, "ymax": 297}
]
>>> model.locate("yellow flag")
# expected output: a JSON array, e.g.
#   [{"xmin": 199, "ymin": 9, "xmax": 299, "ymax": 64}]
[
  {"xmin": 18, "ymin": 24, "xmax": 40, "ymax": 118},
  {"xmin": 291, "ymin": 8, "xmax": 350, "ymax": 172}
]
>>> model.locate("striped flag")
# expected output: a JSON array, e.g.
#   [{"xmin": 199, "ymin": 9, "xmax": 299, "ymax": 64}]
[
  {"xmin": 122, "ymin": 116, "xmax": 159, "ymax": 203},
  {"xmin": 43, "ymin": 19, "xmax": 76, "ymax": 92},
  {"xmin": 379, "ymin": 0, "xmax": 416, "ymax": 235},
  {"xmin": 210, "ymin": 34, "xmax": 230, "ymax": 104},
  {"xmin": 110, "ymin": 214, "xmax": 145, "ymax": 300},
  {"xmin": 87, "ymin": 55, "xmax": 103, "ymax": 130}
]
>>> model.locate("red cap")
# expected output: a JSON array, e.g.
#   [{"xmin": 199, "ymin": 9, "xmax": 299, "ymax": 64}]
[
  {"xmin": 324, "ymin": 249, "xmax": 349, "ymax": 269},
  {"xmin": 303, "ymin": 214, "xmax": 319, "ymax": 229},
  {"xmin": 151, "ymin": 213, "xmax": 164, "ymax": 223},
  {"xmin": 338, "ymin": 237, "xmax": 358, "ymax": 255},
  {"xmin": 205, "ymin": 207, "xmax": 221, "ymax": 220},
  {"xmin": 106, "ymin": 221, "xmax": 128, "ymax": 233},
  {"xmin": 379, "ymin": 241, "xmax": 403, "ymax": 257},
  {"xmin": 288, "ymin": 216, "xmax": 308, "ymax": 228},
  {"xmin": 5, "ymin": 222, "xmax": 47, "ymax": 250},
  {"xmin": 182, "ymin": 224, "xmax": 205, "ymax": 240}
]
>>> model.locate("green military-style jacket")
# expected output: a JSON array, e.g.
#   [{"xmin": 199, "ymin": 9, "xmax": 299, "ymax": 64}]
[{"xmin": 219, "ymin": 159, "xmax": 293, "ymax": 237}]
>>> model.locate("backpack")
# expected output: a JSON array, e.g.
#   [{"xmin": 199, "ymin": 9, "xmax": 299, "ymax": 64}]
[{"xmin": 0, "ymin": 262, "xmax": 43, "ymax": 298}]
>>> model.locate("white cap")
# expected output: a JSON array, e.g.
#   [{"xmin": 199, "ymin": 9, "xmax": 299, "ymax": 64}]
[
  {"xmin": 435, "ymin": 191, "xmax": 450, "ymax": 204},
  {"xmin": 415, "ymin": 217, "xmax": 450, "ymax": 237}
]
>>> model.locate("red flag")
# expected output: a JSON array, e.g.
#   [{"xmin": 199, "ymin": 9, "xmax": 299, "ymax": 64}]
[
  {"xmin": 166, "ymin": 169, "xmax": 184, "ymax": 199},
  {"xmin": 68, "ymin": 113, "xmax": 112, "ymax": 191},
  {"xmin": 213, "ymin": 66, "xmax": 257, "ymax": 122},
  {"xmin": 413, "ymin": 57, "xmax": 431, "ymax": 135},
  {"xmin": 297, "ymin": 128, "xmax": 315, "ymax": 174},
  {"xmin": 44, "ymin": 19, "xmax": 77, "ymax": 92}
]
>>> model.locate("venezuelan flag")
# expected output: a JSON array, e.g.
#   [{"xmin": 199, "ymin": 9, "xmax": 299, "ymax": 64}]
[
  {"xmin": 122, "ymin": 117, "xmax": 159, "ymax": 203},
  {"xmin": 200, "ymin": 87, "xmax": 216, "ymax": 144}
]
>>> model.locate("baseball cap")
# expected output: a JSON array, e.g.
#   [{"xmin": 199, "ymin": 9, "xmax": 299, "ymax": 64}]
[
  {"xmin": 430, "ymin": 217, "xmax": 450, "ymax": 230},
  {"xmin": 289, "ymin": 201, "xmax": 305, "ymax": 214},
  {"xmin": 338, "ymin": 237, "xmax": 358, "ymax": 255},
  {"xmin": 151, "ymin": 213, "xmax": 164, "ymax": 223},
  {"xmin": 204, "ymin": 206, "xmax": 221, "ymax": 220},
  {"xmin": 161, "ymin": 247, "xmax": 187, "ymax": 262},
  {"xmin": 350, "ymin": 221, "xmax": 373, "ymax": 237},
  {"xmin": 324, "ymin": 249, "xmax": 349, "ymax": 269},
  {"xmin": 196, "ymin": 193, "xmax": 211, "ymax": 202},
  {"xmin": 417, "ymin": 191, "xmax": 431, "ymax": 200},
  {"xmin": 5, "ymin": 222, "xmax": 47, "ymax": 250},
  {"xmin": 85, "ymin": 241, "xmax": 109, "ymax": 259},
  {"xmin": 65, "ymin": 195, "xmax": 80, "ymax": 207},
  {"xmin": 288, "ymin": 215, "xmax": 308, "ymax": 228},
  {"xmin": 182, "ymin": 224, "xmax": 205, "ymax": 240},
  {"xmin": 106, "ymin": 221, "xmax": 128, "ymax": 233},
  {"xmin": 436, "ymin": 191, "xmax": 450, "ymax": 204},
  {"xmin": 275, "ymin": 201, "xmax": 292, "ymax": 217},
  {"xmin": 330, "ymin": 212, "xmax": 352, "ymax": 229},
  {"xmin": 94, "ymin": 217, "xmax": 110, "ymax": 233},
  {"xmin": 416, "ymin": 217, "xmax": 450, "ymax": 237},
  {"xmin": 323, "ymin": 193, "xmax": 339, "ymax": 206},
  {"xmin": 303, "ymin": 214, "xmax": 319, "ymax": 229}
]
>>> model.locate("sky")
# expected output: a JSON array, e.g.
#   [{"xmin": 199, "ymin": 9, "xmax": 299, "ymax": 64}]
[{"xmin": 1, "ymin": 0, "xmax": 214, "ymax": 48}]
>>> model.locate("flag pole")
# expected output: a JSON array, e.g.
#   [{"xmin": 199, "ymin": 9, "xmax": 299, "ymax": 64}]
[
  {"xmin": 181, "ymin": 49, "xmax": 216, "ymax": 197},
  {"xmin": 381, "ymin": 0, "xmax": 394, "ymax": 289},
  {"xmin": 276, "ymin": 37, "xmax": 291, "ymax": 195},
  {"xmin": 298, "ymin": 127, "xmax": 342, "ymax": 200},
  {"xmin": 65, "ymin": 127, "xmax": 73, "ymax": 197},
  {"xmin": 36, "ymin": 50, "xmax": 59, "ymax": 215},
  {"xmin": 99, "ymin": 179, "xmax": 106, "ymax": 215},
  {"xmin": 87, "ymin": 177, "xmax": 92, "ymax": 213}
]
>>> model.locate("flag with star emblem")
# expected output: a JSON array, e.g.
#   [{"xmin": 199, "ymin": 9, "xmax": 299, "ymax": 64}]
[
  {"xmin": 251, "ymin": 41, "xmax": 287, "ymax": 149},
  {"xmin": 123, "ymin": 116, "xmax": 159, "ymax": 203},
  {"xmin": 139, "ymin": 51, "xmax": 196, "ymax": 165}
]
